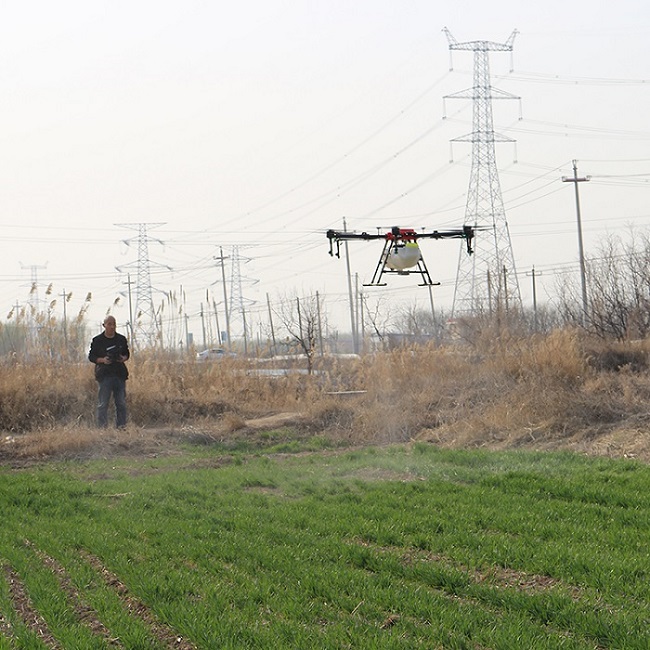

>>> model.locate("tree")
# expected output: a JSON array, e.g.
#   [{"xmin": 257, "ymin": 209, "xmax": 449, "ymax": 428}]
[
  {"xmin": 273, "ymin": 293, "xmax": 324, "ymax": 373},
  {"xmin": 556, "ymin": 228, "xmax": 650, "ymax": 340},
  {"xmin": 388, "ymin": 303, "xmax": 446, "ymax": 348},
  {"xmin": 361, "ymin": 294, "xmax": 391, "ymax": 351}
]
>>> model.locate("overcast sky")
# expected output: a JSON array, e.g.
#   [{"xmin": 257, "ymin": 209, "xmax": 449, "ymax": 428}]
[{"xmin": 0, "ymin": 1, "xmax": 649, "ymax": 346}]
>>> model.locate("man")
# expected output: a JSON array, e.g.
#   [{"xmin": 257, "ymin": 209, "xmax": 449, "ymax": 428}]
[{"xmin": 88, "ymin": 315, "xmax": 130, "ymax": 428}]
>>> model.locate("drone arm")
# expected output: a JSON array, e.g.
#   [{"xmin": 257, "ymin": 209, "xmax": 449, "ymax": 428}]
[
  {"xmin": 413, "ymin": 226, "xmax": 476, "ymax": 254},
  {"xmin": 327, "ymin": 230, "xmax": 384, "ymax": 242},
  {"xmin": 327, "ymin": 229, "xmax": 385, "ymax": 258}
]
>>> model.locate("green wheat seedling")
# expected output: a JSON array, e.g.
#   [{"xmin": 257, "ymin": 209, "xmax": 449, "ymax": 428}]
[{"xmin": 2, "ymin": 446, "xmax": 650, "ymax": 648}]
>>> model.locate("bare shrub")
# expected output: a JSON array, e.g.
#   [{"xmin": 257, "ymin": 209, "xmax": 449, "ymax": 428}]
[
  {"xmin": 582, "ymin": 337, "xmax": 650, "ymax": 372},
  {"xmin": 302, "ymin": 397, "xmax": 357, "ymax": 434},
  {"xmin": 490, "ymin": 328, "xmax": 587, "ymax": 384},
  {"xmin": 222, "ymin": 412, "xmax": 246, "ymax": 432}
]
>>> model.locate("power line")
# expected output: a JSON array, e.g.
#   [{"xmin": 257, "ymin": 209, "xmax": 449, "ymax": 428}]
[
  {"xmin": 239, "ymin": 73, "xmax": 452, "ymax": 222},
  {"xmin": 496, "ymin": 70, "xmax": 650, "ymax": 86}
]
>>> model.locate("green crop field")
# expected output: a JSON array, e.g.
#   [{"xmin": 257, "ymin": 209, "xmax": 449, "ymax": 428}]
[{"xmin": 1, "ymin": 442, "xmax": 650, "ymax": 649}]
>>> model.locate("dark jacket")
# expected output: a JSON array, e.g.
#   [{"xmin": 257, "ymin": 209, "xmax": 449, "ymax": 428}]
[{"xmin": 88, "ymin": 332, "xmax": 130, "ymax": 381}]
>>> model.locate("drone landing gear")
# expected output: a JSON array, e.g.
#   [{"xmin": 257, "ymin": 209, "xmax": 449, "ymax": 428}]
[{"xmin": 413, "ymin": 259, "xmax": 441, "ymax": 287}]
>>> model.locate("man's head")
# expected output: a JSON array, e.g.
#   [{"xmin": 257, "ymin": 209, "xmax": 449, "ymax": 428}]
[{"xmin": 103, "ymin": 316, "xmax": 117, "ymax": 338}]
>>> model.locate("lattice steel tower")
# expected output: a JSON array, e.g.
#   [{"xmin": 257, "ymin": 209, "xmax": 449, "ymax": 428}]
[
  {"xmin": 444, "ymin": 28, "xmax": 522, "ymax": 318},
  {"xmin": 227, "ymin": 246, "xmax": 258, "ymax": 350},
  {"xmin": 116, "ymin": 222, "xmax": 169, "ymax": 348}
]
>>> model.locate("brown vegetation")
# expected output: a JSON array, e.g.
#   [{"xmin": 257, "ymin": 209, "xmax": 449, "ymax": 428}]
[{"xmin": 2, "ymin": 328, "xmax": 650, "ymax": 464}]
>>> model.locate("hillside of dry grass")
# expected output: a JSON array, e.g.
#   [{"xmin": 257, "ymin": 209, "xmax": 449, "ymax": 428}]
[{"xmin": 2, "ymin": 328, "xmax": 650, "ymax": 464}]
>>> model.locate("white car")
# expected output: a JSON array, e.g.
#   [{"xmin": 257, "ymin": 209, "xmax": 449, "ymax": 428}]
[{"xmin": 196, "ymin": 348, "xmax": 236, "ymax": 361}]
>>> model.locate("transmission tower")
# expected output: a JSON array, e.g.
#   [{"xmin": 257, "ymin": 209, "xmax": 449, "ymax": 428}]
[
  {"xmin": 444, "ymin": 28, "xmax": 523, "ymax": 318},
  {"xmin": 227, "ymin": 246, "xmax": 258, "ymax": 349},
  {"xmin": 115, "ymin": 222, "xmax": 170, "ymax": 348},
  {"xmin": 19, "ymin": 262, "xmax": 48, "ymax": 317},
  {"xmin": 18, "ymin": 262, "xmax": 48, "ymax": 348}
]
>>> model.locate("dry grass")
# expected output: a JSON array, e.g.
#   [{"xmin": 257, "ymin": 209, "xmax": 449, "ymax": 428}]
[{"xmin": 3, "ymin": 329, "xmax": 650, "ymax": 463}]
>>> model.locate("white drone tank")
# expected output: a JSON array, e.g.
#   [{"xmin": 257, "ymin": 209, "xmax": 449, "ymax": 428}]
[{"xmin": 385, "ymin": 241, "xmax": 422, "ymax": 271}]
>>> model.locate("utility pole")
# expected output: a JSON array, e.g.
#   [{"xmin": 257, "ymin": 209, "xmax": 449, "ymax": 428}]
[
  {"xmin": 343, "ymin": 218, "xmax": 359, "ymax": 354},
  {"xmin": 359, "ymin": 288, "xmax": 365, "ymax": 354},
  {"xmin": 296, "ymin": 297, "xmax": 303, "ymax": 354},
  {"xmin": 266, "ymin": 293, "xmax": 276, "ymax": 355},
  {"xmin": 242, "ymin": 306, "xmax": 248, "ymax": 356},
  {"xmin": 215, "ymin": 248, "xmax": 231, "ymax": 349},
  {"xmin": 427, "ymin": 284, "xmax": 435, "ymax": 321},
  {"xmin": 180, "ymin": 284, "xmax": 190, "ymax": 351},
  {"xmin": 204, "ymin": 290, "xmax": 213, "ymax": 345},
  {"xmin": 355, "ymin": 273, "xmax": 362, "ymax": 353},
  {"xmin": 526, "ymin": 266, "xmax": 542, "ymax": 332},
  {"xmin": 427, "ymin": 284, "xmax": 437, "ymax": 341},
  {"xmin": 316, "ymin": 291, "xmax": 324, "ymax": 356},
  {"xmin": 200, "ymin": 303, "xmax": 206, "ymax": 349},
  {"xmin": 562, "ymin": 160, "xmax": 590, "ymax": 323},
  {"xmin": 212, "ymin": 299, "xmax": 222, "ymax": 346},
  {"xmin": 486, "ymin": 270, "xmax": 493, "ymax": 315},
  {"xmin": 123, "ymin": 274, "xmax": 135, "ymax": 346},
  {"xmin": 60, "ymin": 289, "xmax": 69, "ymax": 350}
]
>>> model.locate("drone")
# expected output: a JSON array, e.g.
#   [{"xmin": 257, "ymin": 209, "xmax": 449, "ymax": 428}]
[{"xmin": 326, "ymin": 225, "xmax": 476, "ymax": 287}]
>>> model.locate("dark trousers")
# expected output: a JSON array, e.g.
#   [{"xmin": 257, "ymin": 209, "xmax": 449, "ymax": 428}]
[{"xmin": 97, "ymin": 376, "xmax": 127, "ymax": 428}]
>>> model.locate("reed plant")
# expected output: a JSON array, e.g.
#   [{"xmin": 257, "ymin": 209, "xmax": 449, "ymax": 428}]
[{"xmin": 2, "ymin": 327, "xmax": 650, "ymax": 462}]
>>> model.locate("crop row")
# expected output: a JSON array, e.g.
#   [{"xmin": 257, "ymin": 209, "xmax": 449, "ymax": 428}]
[{"xmin": 1, "ymin": 541, "xmax": 193, "ymax": 649}]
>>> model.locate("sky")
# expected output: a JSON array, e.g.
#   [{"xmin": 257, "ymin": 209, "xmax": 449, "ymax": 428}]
[{"xmin": 0, "ymin": 0, "xmax": 649, "ymax": 348}]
